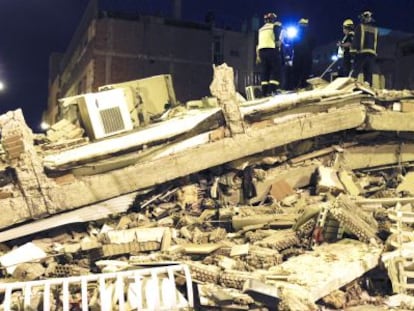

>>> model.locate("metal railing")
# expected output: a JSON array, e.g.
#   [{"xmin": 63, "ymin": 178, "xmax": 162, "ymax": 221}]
[{"xmin": 0, "ymin": 264, "xmax": 193, "ymax": 311}]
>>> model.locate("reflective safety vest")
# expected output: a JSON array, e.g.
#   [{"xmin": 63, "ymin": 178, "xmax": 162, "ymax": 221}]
[
  {"xmin": 257, "ymin": 22, "xmax": 281, "ymax": 50},
  {"xmin": 355, "ymin": 24, "xmax": 378, "ymax": 55},
  {"xmin": 338, "ymin": 31, "xmax": 356, "ymax": 58}
]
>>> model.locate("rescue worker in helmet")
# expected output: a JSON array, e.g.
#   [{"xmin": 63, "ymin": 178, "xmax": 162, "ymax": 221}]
[
  {"xmin": 337, "ymin": 19, "xmax": 356, "ymax": 77},
  {"xmin": 350, "ymin": 11, "xmax": 379, "ymax": 86},
  {"xmin": 256, "ymin": 12, "xmax": 283, "ymax": 97},
  {"xmin": 291, "ymin": 18, "xmax": 315, "ymax": 89}
]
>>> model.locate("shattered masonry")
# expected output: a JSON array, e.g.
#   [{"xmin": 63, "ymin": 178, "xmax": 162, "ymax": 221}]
[{"xmin": 1, "ymin": 66, "xmax": 414, "ymax": 309}]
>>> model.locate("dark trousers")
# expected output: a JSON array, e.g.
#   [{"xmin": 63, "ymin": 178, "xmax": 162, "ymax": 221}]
[
  {"xmin": 351, "ymin": 53, "xmax": 376, "ymax": 86},
  {"xmin": 282, "ymin": 65, "xmax": 294, "ymax": 90},
  {"xmin": 339, "ymin": 54, "xmax": 353, "ymax": 77},
  {"xmin": 259, "ymin": 48, "xmax": 282, "ymax": 96},
  {"xmin": 292, "ymin": 54, "xmax": 312, "ymax": 89}
]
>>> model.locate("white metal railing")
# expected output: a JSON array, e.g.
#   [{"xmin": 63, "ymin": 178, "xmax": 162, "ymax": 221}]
[
  {"xmin": 0, "ymin": 264, "xmax": 193, "ymax": 311},
  {"xmin": 384, "ymin": 206, "xmax": 414, "ymax": 294}
]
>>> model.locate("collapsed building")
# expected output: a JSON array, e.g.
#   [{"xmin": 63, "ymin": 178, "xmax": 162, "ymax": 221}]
[{"xmin": 1, "ymin": 64, "xmax": 414, "ymax": 310}]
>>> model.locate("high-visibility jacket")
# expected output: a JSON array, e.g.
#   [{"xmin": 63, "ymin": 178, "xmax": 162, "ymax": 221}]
[
  {"xmin": 337, "ymin": 31, "xmax": 356, "ymax": 58},
  {"xmin": 257, "ymin": 22, "xmax": 282, "ymax": 50},
  {"xmin": 352, "ymin": 23, "xmax": 378, "ymax": 55}
]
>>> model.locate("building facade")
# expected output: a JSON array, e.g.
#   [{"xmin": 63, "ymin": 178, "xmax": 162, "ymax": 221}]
[{"xmin": 45, "ymin": 0, "xmax": 258, "ymax": 125}]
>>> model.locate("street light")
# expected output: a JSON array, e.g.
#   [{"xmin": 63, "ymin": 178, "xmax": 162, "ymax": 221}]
[{"xmin": 0, "ymin": 81, "xmax": 4, "ymax": 91}]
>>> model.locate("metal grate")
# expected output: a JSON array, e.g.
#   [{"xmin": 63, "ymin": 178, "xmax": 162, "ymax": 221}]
[{"xmin": 99, "ymin": 107, "xmax": 125, "ymax": 134}]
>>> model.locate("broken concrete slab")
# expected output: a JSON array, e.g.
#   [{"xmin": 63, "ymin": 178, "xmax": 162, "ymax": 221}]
[
  {"xmin": 396, "ymin": 171, "xmax": 414, "ymax": 194},
  {"xmin": 316, "ymin": 166, "xmax": 345, "ymax": 195},
  {"xmin": 365, "ymin": 110, "xmax": 414, "ymax": 131},
  {"xmin": 270, "ymin": 180, "xmax": 295, "ymax": 201},
  {"xmin": 0, "ymin": 192, "xmax": 138, "ymax": 242},
  {"xmin": 183, "ymin": 243, "xmax": 223, "ymax": 255},
  {"xmin": 267, "ymin": 239, "xmax": 382, "ymax": 302},
  {"xmin": 43, "ymin": 108, "xmax": 223, "ymax": 169},
  {"xmin": 338, "ymin": 169, "xmax": 363, "ymax": 196},
  {"xmin": 0, "ymin": 242, "xmax": 47, "ymax": 274},
  {"xmin": 336, "ymin": 144, "xmax": 414, "ymax": 170},
  {"xmin": 242, "ymin": 279, "xmax": 280, "ymax": 308}
]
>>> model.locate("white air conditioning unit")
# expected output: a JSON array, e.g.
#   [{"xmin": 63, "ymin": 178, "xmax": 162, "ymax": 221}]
[
  {"xmin": 78, "ymin": 88, "xmax": 133, "ymax": 140},
  {"xmin": 99, "ymin": 74, "xmax": 177, "ymax": 127},
  {"xmin": 245, "ymin": 85, "xmax": 262, "ymax": 101}
]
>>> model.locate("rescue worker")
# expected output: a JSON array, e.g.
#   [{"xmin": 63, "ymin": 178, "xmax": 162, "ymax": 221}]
[
  {"xmin": 350, "ymin": 11, "xmax": 379, "ymax": 86},
  {"xmin": 337, "ymin": 19, "xmax": 356, "ymax": 77},
  {"xmin": 279, "ymin": 26, "xmax": 295, "ymax": 90},
  {"xmin": 256, "ymin": 12, "xmax": 283, "ymax": 97},
  {"xmin": 291, "ymin": 18, "xmax": 314, "ymax": 89}
]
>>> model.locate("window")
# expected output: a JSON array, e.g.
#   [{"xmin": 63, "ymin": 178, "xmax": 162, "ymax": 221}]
[{"xmin": 213, "ymin": 35, "xmax": 224, "ymax": 64}]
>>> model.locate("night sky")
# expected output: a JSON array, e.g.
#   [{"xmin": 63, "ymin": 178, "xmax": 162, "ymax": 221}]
[{"xmin": 1, "ymin": 0, "xmax": 414, "ymax": 130}]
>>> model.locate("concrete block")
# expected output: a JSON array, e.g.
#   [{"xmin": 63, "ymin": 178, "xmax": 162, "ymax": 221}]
[
  {"xmin": 270, "ymin": 180, "xmax": 295, "ymax": 201},
  {"xmin": 397, "ymin": 172, "xmax": 414, "ymax": 194},
  {"xmin": 243, "ymin": 279, "xmax": 280, "ymax": 307},
  {"xmin": 401, "ymin": 100, "xmax": 414, "ymax": 113}
]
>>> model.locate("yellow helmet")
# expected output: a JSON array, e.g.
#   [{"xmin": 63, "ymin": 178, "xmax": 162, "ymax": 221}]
[
  {"xmin": 343, "ymin": 19, "xmax": 354, "ymax": 30},
  {"xmin": 343, "ymin": 19, "xmax": 354, "ymax": 27},
  {"xmin": 299, "ymin": 18, "xmax": 309, "ymax": 25}
]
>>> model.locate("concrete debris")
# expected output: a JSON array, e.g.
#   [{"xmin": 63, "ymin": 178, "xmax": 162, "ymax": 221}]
[
  {"xmin": 386, "ymin": 293, "xmax": 414, "ymax": 309},
  {"xmin": 45, "ymin": 118, "xmax": 85, "ymax": 143},
  {"xmin": 322, "ymin": 289, "xmax": 347, "ymax": 309},
  {"xmin": 2, "ymin": 70, "xmax": 414, "ymax": 309},
  {"xmin": 0, "ymin": 242, "xmax": 47, "ymax": 274},
  {"xmin": 316, "ymin": 166, "xmax": 345, "ymax": 195},
  {"xmin": 396, "ymin": 171, "xmax": 414, "ymax": 195},
  {"xmin": 210, "ymin": 63, "xmax": 245, "ymax": 135},
  {"xmin": 338, "ymin": 169, "xmax": 363, "ymax": 196}
]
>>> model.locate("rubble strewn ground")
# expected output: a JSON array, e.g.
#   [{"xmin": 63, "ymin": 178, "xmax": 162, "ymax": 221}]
[
  {"xmin": 1, "ymin": 66, "xmax": 414, "ymax": 309},
  {"xmin": 0, "ymin": 154, "xmax": 412, "ymax": 310}
]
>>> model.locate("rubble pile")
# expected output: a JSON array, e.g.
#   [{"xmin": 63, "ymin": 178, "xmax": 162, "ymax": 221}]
[
  {"xmin": 1, "ymin": 65, "xmax": 414, "ymax": 309},
  {"xmin": 1, "ymin": 143, "xmax": 414, "ymax": 310}
]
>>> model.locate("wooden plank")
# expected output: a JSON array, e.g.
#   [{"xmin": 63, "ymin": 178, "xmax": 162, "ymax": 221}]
[{"xmin": 322, "ymin": 77, "xmax": 354, "ymax": 91}]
